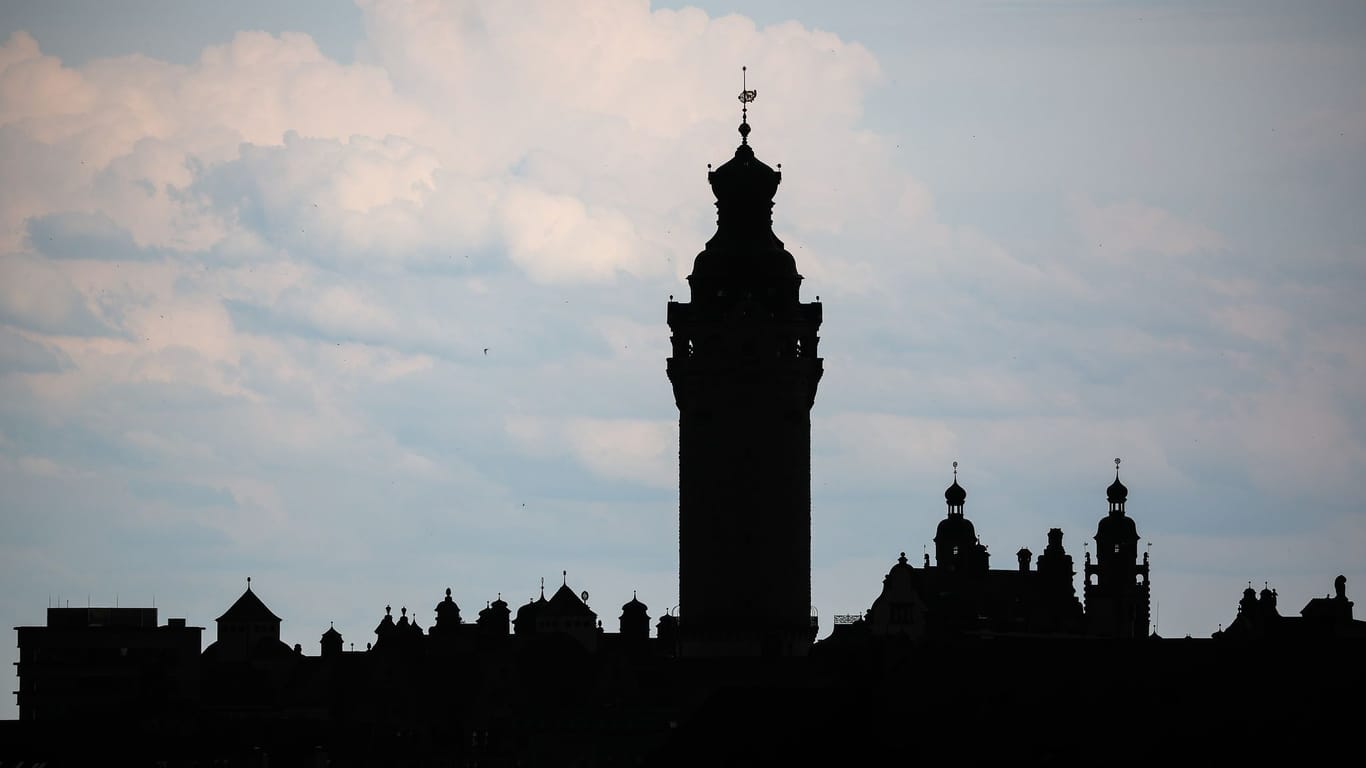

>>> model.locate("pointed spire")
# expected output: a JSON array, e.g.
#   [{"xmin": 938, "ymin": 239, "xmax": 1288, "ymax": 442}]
[{"xmin": 738, "ymin": 66, "xmax": 757, "ymax": 144}]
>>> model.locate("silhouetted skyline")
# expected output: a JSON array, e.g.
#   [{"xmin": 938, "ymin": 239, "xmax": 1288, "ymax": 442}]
[{"xmin": 3, "ymin": 0, "xmax": 1366, "ymax": 723}]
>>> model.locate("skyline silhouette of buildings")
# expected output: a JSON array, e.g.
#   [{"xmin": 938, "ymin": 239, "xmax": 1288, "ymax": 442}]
[{"xmin": 6, "ymin": 91, "xmax": 1365, "ymax": 766}]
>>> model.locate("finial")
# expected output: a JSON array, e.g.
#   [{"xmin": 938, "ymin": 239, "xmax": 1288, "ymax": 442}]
[
  {"xmin": 738, "ymin": 66, "xmax": 756, "ymax": 144},
  {"xmin": 563, "ymin": 569, "xmax": 567, "ymax": 586},
  {"xmin": 1114, "ymin": 457, "xmax": 1121, "ymax": 478},
  {"xmin": 401, "ymin": 606, "xmax": 407, "ymax": 617},
  {"xmin": 247, "ymin": 576, "xmax": 252, "ymax": 589},
  {"xmin": 385, "ymin": 604, "xmax": 391, "ymax": 616},
  {"xmin": 540, "ymin": 577, "xmax": 545, "ymax": 599},
  {"xmin": 952, "ymin": 460, "xmax": 958, "ymax": 480},
  {"xmin": 633, "ymin": 590, "xmax": 637, "ymax": 599},
  {"xmin": 445, "ymin": 587, "xmax": 452, "ymax": 598}
]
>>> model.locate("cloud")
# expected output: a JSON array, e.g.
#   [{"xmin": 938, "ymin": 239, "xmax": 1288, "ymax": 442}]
[
  {"xmin": 0, "ymin": 326, "xmax": 70, "ymax": 373},
  {"xmin": 27, "ymin": 210, "xmax": 163, "ymax": 261},
  {"xmin": 506, "ymin": 414, "xmax": 677, "ymax": 489},
  {"xmin": 0, "ymin": 254, "xmax": 117, "ymax": 336},
  {"xmin": 1072, "ymin": 198, "xmax": 1225, "ymax": 258}
]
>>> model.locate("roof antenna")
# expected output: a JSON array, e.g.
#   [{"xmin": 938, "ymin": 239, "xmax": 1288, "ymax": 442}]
[{"xmin": 738, "ymin": 66, "xmax": 756, "ymax": 145}]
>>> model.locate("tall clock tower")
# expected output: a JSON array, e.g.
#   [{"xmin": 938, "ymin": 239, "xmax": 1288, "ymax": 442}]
[{"xmin": 666, "ymin": 87, "xmax": 824, "ymax": 656}]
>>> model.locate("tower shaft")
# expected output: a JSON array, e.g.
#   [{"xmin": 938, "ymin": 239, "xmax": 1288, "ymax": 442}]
[{"xmin": 666, "ymin": 115, "xmax": 822, "ymax": 656}]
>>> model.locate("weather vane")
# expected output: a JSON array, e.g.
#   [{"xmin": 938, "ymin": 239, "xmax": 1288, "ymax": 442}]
[{"xmin": 738, "ymin": 66, "xmax": 757, "ymax": 144}]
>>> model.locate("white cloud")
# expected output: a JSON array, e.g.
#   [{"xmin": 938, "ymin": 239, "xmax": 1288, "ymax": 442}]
[{"xmin": 1073, "ymin": 197, "xmax": 1225, "ymax": 258}]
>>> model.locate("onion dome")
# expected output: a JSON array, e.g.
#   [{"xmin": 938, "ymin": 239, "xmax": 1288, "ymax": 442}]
[
  {"xmin": 321, "ymin": 623, "xmax": 342, "ymax": 643},
  {"xmin": 619, "ymin": 591, "xmax": 650, "ymax": 640},
  {"xmin": 435, "ymin": 587, "xmax": 461, "ymax": 626},
  {"xmin": 945, "ymin": 480, "xmax": 966, "ymax": 507},
  {"xmin": 944, "ymin": 460, "xmax": 966, "ymax": 508},
  {"xmin": 621, "ymin": 591, "xmax": 649, "ymax": 617},
  {"xmin": 1259, "ymin": 584, "xmax": 1278, "ymax": 612},
  {"xmin": 1107, "ymin": 458, "xmax": 1128, "ymax": 504}
]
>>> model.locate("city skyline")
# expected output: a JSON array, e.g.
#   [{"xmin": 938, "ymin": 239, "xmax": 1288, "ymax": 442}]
[{"xmin": 3, "ymin": 0, "xmax": 1365, "ymax": 720}]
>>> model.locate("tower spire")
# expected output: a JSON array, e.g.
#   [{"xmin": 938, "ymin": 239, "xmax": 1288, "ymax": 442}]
[{"xmin": 738, "ymin": 66, "xmax": 756, "ymax": 145}]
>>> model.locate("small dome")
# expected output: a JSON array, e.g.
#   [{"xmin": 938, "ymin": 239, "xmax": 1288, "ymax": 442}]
[
  {"xmin": 621, "ymin": 591, "xmax": 648, "ymax": 614},
  {"xmin": 935, "ymin": 514, "xmax": 976, "ymax": 543},
  {"xmin": 944, "ymin": 461, "xmax": 966, "ymax": 506},
  {"xmin": 887, "ymin": 551, "xmax": 914, "ymax": 577},
  {"xmin": 516, "ymin": 596, "xmax": 543, "ymax": 621},
  {"xmin": 1107, "ymin": 458, "xmax": 1128, "ymax": 503},
  {"xmin": 1107, "ymin": 476, "xmax": 1128, "ymax": 503},
  {"xmin": 321, "ymin": 623, "xmax": 342, "ymax": 641},
  {"xmin": 944, "ymin": 479, "xmax": 966, "ymax": 506}
]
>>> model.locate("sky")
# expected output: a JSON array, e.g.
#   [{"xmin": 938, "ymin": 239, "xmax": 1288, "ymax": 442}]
[{"xmin": 2, "ymin": 0, "xmax": 1364, "ymax": 718}]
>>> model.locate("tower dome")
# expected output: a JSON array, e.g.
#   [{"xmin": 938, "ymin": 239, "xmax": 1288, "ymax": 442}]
[
  {"xmin": 944, "ymin": 460, "xmax": 966, "ymax": 509},
  {"xmin": 435, "ymin": 587, "xmax": 461, "ymax": 627},
  {"xmin": 687, "ymin": 72, "xmax": 800, "ymax": 311},
  {"xmin": 1107, "ymin": 458, "xmax": 1128, "ymax": 505}
]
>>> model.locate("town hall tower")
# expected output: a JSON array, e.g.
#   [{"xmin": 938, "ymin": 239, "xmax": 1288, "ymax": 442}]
[{"xmin": 667, "ymin": 83, "xmax": 823, "ymax": 656}]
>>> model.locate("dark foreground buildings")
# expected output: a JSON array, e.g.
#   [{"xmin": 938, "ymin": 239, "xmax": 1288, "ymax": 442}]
[{"xmin": 7, "ymin": 103, "xmax": 1365, "ymax": 766}]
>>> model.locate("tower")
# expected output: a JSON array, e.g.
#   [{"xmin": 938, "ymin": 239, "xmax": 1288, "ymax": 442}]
[
  {"xmin": 933, "ymin": 461, "xmax": 989, "ymax": 572},
  {"xmin": 1083, "ymin": 459, "xmax": 1151, "ymax": 637},
  {"xmin": 667, "ymin": 76, "xmax": 823, "ymax": 656}
]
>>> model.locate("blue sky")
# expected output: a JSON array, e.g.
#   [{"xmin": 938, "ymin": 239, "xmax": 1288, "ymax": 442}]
[{"xmin": 2, "ymin": 0, "xmax": 1364, "ymax": 718}]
